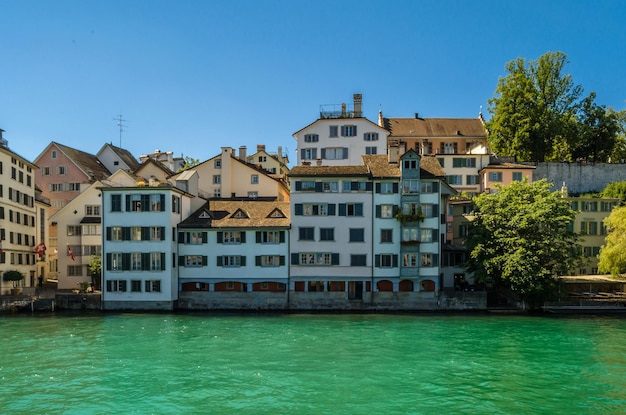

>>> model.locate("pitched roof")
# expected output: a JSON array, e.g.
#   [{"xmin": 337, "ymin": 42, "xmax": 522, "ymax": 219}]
[
  {"xmin": 288, "ymin": 165, "xmax": 369, "ymax": 177},
  {"xmin": 54, "ymin": 142, "xmax": 111, "ymax": 180},
  {"xmin": 479, "ymin": 160, "xmax": 536, "ymax": 172},
  {"xmin": 103, "ymin": 143, "xmax": 140, "ymax": 170},
  {"xmin": 134, "ymin": 157, "xmax": 176, "ymax": 177},
  {"xmin": 383, "ymin": 117, "xmax": 487, "ymax": 138},
  {"xmin": 179, "ymin": 200, "xmax": 290, "ymax": 229},
  {"xmin": 420, "ymin": 156, "xmax": 446, "ymax": 178},
  {"xmin": 362, "ymin": 155, "xmax": 400, "ymax": 178}
]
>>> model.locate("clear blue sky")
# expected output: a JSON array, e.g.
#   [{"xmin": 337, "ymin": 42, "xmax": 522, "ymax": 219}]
[{"xmin": 1, "ymin": 0, "xmax": 625, "ymax": 165}]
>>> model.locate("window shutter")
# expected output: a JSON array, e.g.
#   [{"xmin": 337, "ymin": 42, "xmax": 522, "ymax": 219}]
[
  {"xmin": 320, "ymin": 148, "xmax": 326, "ymax": 159},
  {"xmin": 375, "ymin": 183, "xmax": 381, "ymax": 193},
  {"xmin": 432, "ymin": 182, "xmax": 439, "ymax": 192},
  {"xmin": 355, "ymin": 203, "xmax": 363, "ymax": 216},
  {"xmin": 141, "ymin": 195, "xmax": 150, "ymax": 212},
  {"xmin": 300, "ymin": 149, "xmax": 305, "ymax": 159},
  {"xmin": 202, "ymin": 232, "xmax": 207, "ymax": 243},
  {"xmin": 295, "ymin": 181, "xmax": 302, "ymax": 191},
  {"xmin": 217, "ymin": 232, "xmax": 223, "ymax": 243},
  {"xmin": 312, "ymin": 149, "xmax": 317, "ymax": 159},
  {"xmin": 178, "ymin": 232, "xmax": 184, "ymax": 243},
  {"xmin": 179, "ymin": 256, "xmax": 185, "ymax": 267},
  {"xmin": 392, "ymin": 255, "xmax": 399, "ymax": 268},
  {"xmin": 202, "ymin": 256, "xmax": 208, "ymax": 266},
  {"xmin": 256, "ymin": 256, "xmax": 261, "ymax": 266},
  {"xmin": 338, "ymin": 204, "xmax": 346, "ymax": 216},
  {"xmin": 433, "ymin": 254, "xmax": 439, "ymax": 267},
  {"xmin": 122, "ymin": 253, "xmax": 131, "ymax": 271},
  {"xmin": 217, "ymin": 256, "xmax": 223, "ymax": 267},
  {"xmin": 327, "ymin": 204, "xmax": 336, "ymax": 216},
  {"xmin": 161, "ymin": 227, "xmax": 166, "ymax": 241},
  {"xmin": 353, "ymin": 126, "xmax": 357, "ymax": 135},
  {"xmin": 256, "ymin": 232, "xmax": 261, "ymax": 243},
  {"xmin": 351, "ymin": 182, "xmax": 358, "ymax": 191},
  {"xmin": 365, "ymin": 182, "xmax": 373, "ymax": 191},
  {"xmin": 431, "ymin": 229, "xmax": 438, "ymax": 242},
  {"xmin": 142, "ymin": 253, "xmax": 150, "ymax": 270},
  {"xmin": 279, "ymin": 256, "xmax": 285, "ymax": 266},
  {"xmin": 315, "ymin": 182, "xmax": 323, "ymax": 192},
  {"xmin": 160, "ymin": 194, "xmax": 165, "ymax": 211},
  {"xmin": 375, "ymin": 205, "xmax": 381, "ymax": 218},
  {"xmin": 141, "ymin": 227, "xmax": 149, "ymax": 241},
  {"xmin": 433, "ymin": 205, "xmax": 439, "ymax": 218},
  {"xmin": 279, "ymin": 231, "xmax": 285, "ymax": 243},
  {"xmin": 295, "ymin": 204, "xmax": 303, "ymax": 215},
  {"xmin": 106, "ymin": 227, "xmax": 112, "ymax": 241},
  {"xmin": 161, "ymin": 253, "xmax": 166, "ymax": 270},
  {"xmin": 106, "ymin": 253, "xmax": 112, "ymax": 271},
  {"xmin": 343, "ymin": 148, "xmax": 349, "ymax": 159},
  {"xmin": 125, "ymin": 195, "xmax": 130, "ymax": 211},
  {"xmin": 291, "ymin": 253, "xmax": 299, "ymax": 265},
  {"xmin": 240, "ymin": 256, "xmax": 246, "ymax": 266},
  {"xmin": 172, "ymin": 253, "xmax": 176, "ymax": 268},
  {"xmin": 393, "ymin": 183, "xmax": 399, "ymax": 193},
  {"xmin": 331, "ymin": 253, "xmax": 339, "ymax": 265},
  {"xmin": 375, "ymin": 255, "xmax": 380, "ymax": 267},
  {"xmin": 240, "ymin": 232, "xmax": 246, "ymax": 243},
  {"xmin": 341, "ymin": 125, "xmax": 346, "ymax": 136}
]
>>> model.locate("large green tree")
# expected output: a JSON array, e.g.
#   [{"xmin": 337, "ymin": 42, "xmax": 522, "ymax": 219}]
[
  {"xmin": 487, "ymin": 51, "xmax": 621, "ymax": 162},
  {"xmin": 465, "ymin": 179, "xmax": 578, "ymax": 306},
  {"xmin": 598, "ymin": 206, "xmax": 626, "ymax": 276}
]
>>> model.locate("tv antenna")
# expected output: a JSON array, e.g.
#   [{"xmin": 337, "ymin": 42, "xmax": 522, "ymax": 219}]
[{"xmin": 113, "ymin": 115, "xmax": 129, "ymax": 147}]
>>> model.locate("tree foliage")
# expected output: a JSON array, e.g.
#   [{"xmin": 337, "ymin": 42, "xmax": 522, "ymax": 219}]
[
  {"xmin": 465, "ymin": 179, "xmax": 578, "ymax": 305},
  {"xmin": 487, "ymin": 51, "xmax": 621, "ymax": 162},
  {"xmin": 2, "ymin": 270, "xmax": 25, "ymax": 288},
  {"xmin": 600, "ymin": 181, "xmax": 626, "ymax": 202},
  {"xmin": 177, "ymin": 156, "xmax": 200, "ymax": 172},
  {"xmin": 598, "ymin": 207, "xmax": 626, "ymax": 276}
]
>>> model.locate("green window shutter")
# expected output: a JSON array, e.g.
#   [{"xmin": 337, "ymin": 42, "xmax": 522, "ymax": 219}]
[
  {"xmin": 393, "ymin": 183, "xmax": 399, "ymax": 193},
  {"xmin": 179, "ymin": 256, "xmax": 185, "ymax": 267},
  {"xmin": 106, "ymin": 253, "xmax": 112, "ymax": 271},
  {"xmin": 142, "ymin": 253, "xmax": 150, "ymax": 270},
  {"xmin": 141, "ymin": 195, "xmax": 150, "ymax": 211},
  {"xmin": 295, "ymin": 181, "xmax": 302, "ymax": 191},
  {"xmin": 202, "ymin": 256, "xmax": 208, "ymax": 266},
  {"xmin": 141, "ymin": 227, "xmax": 150, "ymax": 241},
  {"xmin": 256, "ymin": 232, "xmax": 261, "ymax": 243},
  {"xmin": 291, "ymin": 253, "xmax": 299, "ymax": 265},
  {"xmin": 123, "ymin": 227, "xmax": 131, "ymax": 241},
  {"xmin": 122, "ymin": 253, "xmax": 131, "ymax": 271},
  {"xmin": 217, "ymin": 256, "xmax": 223, "ymax": 266},
  {"xmin": 240, "ymin": 232, "xmax": 246, "ymax": 243},
  {"xmin": 338, "ymin": 204, "xmax": 346, "ymax": 216},
  {"xmin": 375, "ymin": 205, "xmax": 381, "ymax": 218},
  {"xmin": 125, "ymin": 195, "xmax": 130, "ymax": 211},
  {"xmin": 161, "ymin": 253, "xmax": 166, "ymax": 270},
  {"xmin": 217, "ymin": 232, "xmax": 223, "ymax": 243},
  {"xmin": 160, "ymin": 194, "xmax": 165, "ymax": 211},
  {"xmin": 279, "ymin": 231, "xmax": 285, "ymax": 243},
  {"xmin": 240, "ymin": 256, "xmax": 246, "ymax": 266},
  {"xmin": 392, "ymin": 255, "xmax": 398, "ymax": 268},
  {"xmin": 202, "ymin": 232, "xmax": 207, "ymax": 243},
  {"xmin": 355, "ymin": 203, "xmax": 363, "ymax": 216},
  {"xmin": 295, "ymin": 204, "xmax": 303, "ymax": 215},
  {"xmin": 160, "ymin": 227, "xmax": 166, "ymax": 241},
  {"xmin": 279, "ymin": 256, "xmax": 285, "ymax": 266},
  {"xmin": 328, "ymin": 204, "xmax": 336, "ymax": 216},
  {"xmin": 255, "ymin": 256, "xmax": 262, "ymax": 266},
  {"xmin": 315, "ymin": 182, "xmax": 323, "ymax": 192},
  {"xmin": 106, "ymin": 227, "xmax": 111, "ymax": 241},
  {"xmin": 375, "ymin": 183, "xmax": 381, "ymax": 193},
  {"xmin": 331, "ymin": 253, "xmax": 339, "ymax": 265},
  {"xmin": 375, "ymin": 255, "xmax": 380, "ymax": 267}
]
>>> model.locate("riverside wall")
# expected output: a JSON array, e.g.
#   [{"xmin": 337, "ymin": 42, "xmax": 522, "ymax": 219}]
[{"xmin": 525, "ymin": 162, "xmax": 626, "ymax": 194}]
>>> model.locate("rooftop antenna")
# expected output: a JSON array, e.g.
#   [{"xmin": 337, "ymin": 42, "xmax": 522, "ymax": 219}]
[{"xmin": 112, "ymin": 115, "xmax": 129, "ymax": 147}]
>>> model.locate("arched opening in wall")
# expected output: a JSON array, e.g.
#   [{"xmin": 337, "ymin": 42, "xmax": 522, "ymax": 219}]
[
  {"xmin": 252, "ymin": 281, "xmax": 286, "ymax": 292},
  {"xmin": 377, "ymin": 280, "xmax": 393, "ymax": 291},
  {"xmin": 214, "ymin": 281, "xmax": 245, "ymax": 292},
  {"xmin": 181, "ymin": 282, "xmax": 209, "ymax": 291},
  {"xmin": 327, "ymin": 281, "xmax": 345, "ymax": 292},
  {"xmin": 294, "ymin": 281, "xmax": 305, "ymax": 291},
  {"xmin": 399, "ymin": 279, "xmax": 414, "ymax": 292},
  {"xmin": 420, "ymin": 279, "xmax": 436, "ymax": 292}
]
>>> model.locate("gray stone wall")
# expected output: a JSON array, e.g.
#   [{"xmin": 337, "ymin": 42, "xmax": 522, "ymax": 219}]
[{"xmin": 525, "ymin": 162, "xmax": 626, "ymax": 194}]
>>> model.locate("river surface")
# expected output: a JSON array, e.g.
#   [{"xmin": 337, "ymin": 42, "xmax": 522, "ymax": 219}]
[{"xmin": 1, "ymin": 312, "xmax": 625, "ymax": 414}]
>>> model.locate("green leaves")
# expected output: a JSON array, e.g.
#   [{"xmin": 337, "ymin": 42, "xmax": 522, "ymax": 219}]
[
  {"xmin": 465, "ymin": 179, "xmax": 578, "ymax": 305},
  {"xmin": 598, "ymin": 206, "xmax": 626, "ymax": 276}
]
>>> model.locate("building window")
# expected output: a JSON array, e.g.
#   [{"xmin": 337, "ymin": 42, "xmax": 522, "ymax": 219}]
[
  {"xmin": 130, "ymin": 227, "xmax": 142, "ymax": 241},
  {"xmin": 323, "ymin": 147, "xmax": 347, "ymax": 160},
  {"xmin": 402, "ymin": 179, "xmax": 419, "ymax": 194},
  {"xmin": 381, "ymin": 229, "xmax": 393, "ymax": 243},
  {"xmin": 351, "ymin": 254, "xmax": 367, "ymax": 266},
  {"xmin": 131, "ymin": 253, "xmax": 142, "ymax": 270},
  {"xmin": 303, "ymin": 203, "xmax": 328, "ymax": 216},
  {"xmin": 57, "ymin": 166, "xmax": 66, "ymax": 175},
  {"xmin": 67, "ymin": 265, "xmax": 83, "ymax": 276},
  {"xmin": 111, "ymin": 253, "xmax": 123, "ymax": 271},
  {"xmin": 364, "ymin": 132, "xmax": 379, "ymax": 141},
  {"xmin": 85, "ymin": 205, "xmax": 101, "ymax": 216},
  {"xmin": 111, "ymin": 226, "xmax": 123, "ymax": 241},
  {"xmin": 185, "ymin": 255, "xmax": 206, "ymax": 267},
  {"xmin": 580, "ymin": 221, "xmax": 598, "ymax": 235},
  {"xmin": 512, "ymin": 172, "xmax": 523, "ymax": 181},
  {"xmin": 106, "ymin": 280, "xmax": 127, "ymax": 292},
  {"xmin": 365, "ymin": 146, "xmax": 377, "ymax": 155},
  {"xmin": 379, "ymin": 254, "xmax": 394, "ymax": 268},
  {"xmin": 329, "ymin": 126, "xmax": 338, "ymax": 137},
  {"xmin": 403, "ymin": 159, "xmax": 418, "ymax": 170},
  {"xmin": 403, "ymin": 202, "xmax": 421, "ymax": 216},
  {"xmin": 402, "ymin": 227, "xmax": 419, "ymax": 242},
  {"xmin": 319, "ymin": 228, "xmax": 334, "ymax": 241},
  {"xmin": 67, "ymin": 225, "xmax": 82, "ymax": 236},
  {"xmin": 379, "ymin": 204, "xmax": 394, "ymax": 218},
  {"xmin": 452, "ymin": 158, "xmax": 476, "ymax": 168},
  {"xmin": 322, "ymin": 181, "xmax": 338, "ymax": 192},
  {"xmin": 258, "ymin": 255, "xmax": 282, "ymax": 267},
  {"xmin": 304, "ymin": 134, "xmax": 319, "ymax": 142},
  {"xmin": 446, "ymin": 175, "xmax": 463, "ymax": 185},
  {"xmin": 214, "ymin": 159, "xmax": 221, "ymax": 169},
  {"xmin": 257, "ymin": 231, "xmax": 282, "ymax": 244},
  {"xmin": 488, "ymin": 172, "xmax": 503, "ymax": 182},
  {"xmin": 299, "ymin": 227, "xmax": 314, "ymax": 241},
  {"xmin": 150, "ymin": 253, "xmax": 162, "ymax": 271},
  {"xmin": 299, "ymin": 252, "xmax": 333, "ymax": 265},
  {"xmin": 150, "ymin": 194, "xmax": 162, "ymax": 211},
  {"xmin": 82, "ymin": 225, "xmax": 99, "ymax": 236},
  {"xmin": 251, "ymin": 174, "xmax": 258, "ymax": 184},
  {"xmin": 341, "ymin": 125, "xmax": 357, "ymax": 137},
  {"xmin": 172, "ymin": 195, "xmax": 180, "ymax": 213},
  {"xmin": 151, "ymin": 227, "xmax": 163, "ymax": 241},
  {"xmin": 51, "ymin": 150, "xmax": 57, "ymax": 159},
  {"xmin": 349, "ymin": 228, "xmax": 365, "ymax": 242},
  {"xmin": 403, "ymin": 253, "xmax": 418, "ymax": 267},
  {"xmin": 213, "ymin": 175, "xmax": 221, "ymax": 184},
  {"xmin": 42, "ymin": 167, "xmax": 50, "ymax": 176},
  {"xmin": 220, "ymin": 255, "xmax": 243, "ymax": 267},
  {"xmin": 221, "ymin": 231, "xmax": 242, "ymax": 244},
  {"xmin": 466, "ymin": 175, "xmax": 479, "ymax": 185},
  {"xmin": 340, "ymin": 203, "xmax": 363, "ymax": 217},
  {"xmin": 421, "ymin": 228, "xmax": 435, "ymax": 243},
  {"xmin": 421, "ymin": 253, "xmax": 436, "ymax": 267}
]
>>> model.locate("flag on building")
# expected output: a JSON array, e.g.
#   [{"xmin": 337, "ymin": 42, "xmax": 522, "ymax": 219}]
[
  {"xmin": 68, "ymin": 245, "xmax": 75, "ymax": 261},
  {"xmin": 34, "ymin": 241, "xmax": 47, "ymax": 257},
  {"xmin": 0, "ymin": 239, "xmax": 3, "ymax": 254}
]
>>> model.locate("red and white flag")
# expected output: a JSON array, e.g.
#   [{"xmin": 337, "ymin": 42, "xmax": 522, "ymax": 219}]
[
  {"xmin": 34, "ymin": 241, "xmax": 47, "ymax": 257},
  {"xmin": 0, "ymin": 239, "xmax": 3, "ymax": 254},
  {"xmin": 68, "ymin": 245, "xmax": 75, "ymax": 261}
]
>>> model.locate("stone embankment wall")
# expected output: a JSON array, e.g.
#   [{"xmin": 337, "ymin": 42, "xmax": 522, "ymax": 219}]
[{"xmin": 526, "ymin": 162, "xmax": 626, "ymax": 193}]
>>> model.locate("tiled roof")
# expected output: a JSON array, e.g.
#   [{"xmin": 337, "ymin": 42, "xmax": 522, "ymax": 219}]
[
  {"xmin": 134, "ymin": 158, "xmax": 176, "ymax": 176},
  {"xmin": 420, "ymin": 156, "xmax": 446, "ymax": 178},
  {"xmin": 480, "ymin": 161, "xmax": 536, "ymax": 171},
  {"xmin": 55, "ymin": 142, "xmax": 111, "ymax": 180},
  {"xmin": 106, "ymin": 143, "xmax": 140, "ymax": 170},
  {"xmin": 362, "ymin": 155, "xmax": 400, "ymax": 178},
  {"xmin": 179, "ymin": 200, "xmax": 290, "ymax": 229},
  {"xmin": 289, "ymin": 165, "xmax": 369, "ymax": 177},
  {"xmin": 383, "ymin": 117, "xmax": 487, "ymax": 138}
]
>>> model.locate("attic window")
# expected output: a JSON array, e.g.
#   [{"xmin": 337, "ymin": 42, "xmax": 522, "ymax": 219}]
[
  {"xmin": 114, "ymin": 161, "xmax": 119, "ymax": 166},
  {"xmin": 268, "ymin": 208, "xmax": 286, "ymax": 218},
  {"xmin": 199, "ymin": 211, "xmax": 211, "ymax": 219},
  {"xmin": 231, "ymin": 209, "xmax": 249, "ymax": 219}
]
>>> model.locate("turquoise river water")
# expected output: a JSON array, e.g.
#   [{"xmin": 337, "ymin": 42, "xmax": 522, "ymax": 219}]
[{"xmin": 1, "ymin": 312, "xmax": 625, "ymax": 414}]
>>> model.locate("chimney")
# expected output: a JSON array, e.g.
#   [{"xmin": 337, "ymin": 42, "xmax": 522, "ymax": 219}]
[
  {"xmin": 415, "ymin": 113, "xmax": 419, "ymax": 119},
  {"xmin": 378, "ymin": 110, "xmax": 384, "ymax": 127},
  {"xmin": 239, "ymin": 146, "xmax": 247, "ymax": 160},
  {"xmin": 277, "ymin": 146, "xmax": 282, "ymax": 159},
  {"xmin": 257, "ymin": 144, "xmax": 265, "ymax": 152},
  {"xmin": 341, "ymin": 103, "xmax": 347, "ymax": 117},
  {"xmin": 353, "ymin": 94, "xmax": 362, "ymax": 117}
]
